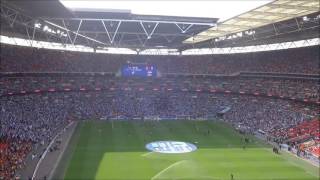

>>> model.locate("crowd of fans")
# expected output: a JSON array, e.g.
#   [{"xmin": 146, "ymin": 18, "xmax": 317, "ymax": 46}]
[
  {"xmin": 0, "ymin": 43, "xmax": 319, "ymax": 179},
  {"xmin": 1, "ymin": 76, "xmax": 319, "ymax": 102},
  {"xmin": 274, "ymin": 118, "xmax": 319, "ymax": 143},
  {"xmin": 1, "ymin": 91, "xmax": 318, "ymax": 137},
  {"xmin": 1, "ymin": 88, "xmax": 319, "ymax": 179},
  {"xmin": 0, "ymin": 93, "xmax": 72, "ymax": 179},
  {"xmin": 272, "ymin": 118, "xmax": 320, "ymax": 158},
  {"xmin": 1, "ymin": 44, "xmax": 319, "ymax": 74},
  {"xmin": 0, "ymin": 139, "xmax": 32, "ymax": 179}
]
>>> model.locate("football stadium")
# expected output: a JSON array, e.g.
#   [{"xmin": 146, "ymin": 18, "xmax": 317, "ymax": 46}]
[{"xmin": 0, "ymin": 0, "xmax": 319, "ymax": 180}]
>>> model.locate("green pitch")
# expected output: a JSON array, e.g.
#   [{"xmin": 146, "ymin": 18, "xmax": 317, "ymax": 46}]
[{"xmin": 60, "ymin": 120, "xmax": 319, "ymax": 180}]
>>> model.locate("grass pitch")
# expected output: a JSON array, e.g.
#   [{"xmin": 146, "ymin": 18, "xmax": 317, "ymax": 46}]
[{"xmin": 61, "ymin": 120, "xmax": 319, "ymax": 180}]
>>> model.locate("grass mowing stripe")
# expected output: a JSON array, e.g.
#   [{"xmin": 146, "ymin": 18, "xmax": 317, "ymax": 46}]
[{"xmin": 64, "ymin": 120, "xmax": 319, "ymax": 180}]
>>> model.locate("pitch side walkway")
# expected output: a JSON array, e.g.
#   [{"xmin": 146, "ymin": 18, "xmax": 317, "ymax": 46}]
[
  {"xmin": 255, "ymin": 134, "xmax": 320, "ymax": 168},
  {"xmin": 31, "ymin": 122, "xmax": 77, "ymax": 180}
]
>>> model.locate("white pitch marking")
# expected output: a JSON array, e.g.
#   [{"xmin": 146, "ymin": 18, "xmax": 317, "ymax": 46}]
[
  {"xmin": 151, "ymin": 160, "xmax": 186, "ymax": 180},
  {"xmin": 141, "ymin": 152, "xmax": 154, "ymax": 157}
]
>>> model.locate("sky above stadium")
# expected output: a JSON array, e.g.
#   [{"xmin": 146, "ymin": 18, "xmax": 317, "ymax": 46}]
[{"xmin": 59, "ymin": 0, "xmax": 273, "ymax": 22}]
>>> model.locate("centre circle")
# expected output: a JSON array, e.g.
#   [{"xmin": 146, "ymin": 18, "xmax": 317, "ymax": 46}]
[{"xmin": 145, "ymin": 141, "xmax": 197, "ymax": 154}]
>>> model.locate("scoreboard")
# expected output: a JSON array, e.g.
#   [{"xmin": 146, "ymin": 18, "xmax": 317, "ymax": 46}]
[{"xmin": 121, "ymin": 64, "xmax": 157, "ymax": 77}]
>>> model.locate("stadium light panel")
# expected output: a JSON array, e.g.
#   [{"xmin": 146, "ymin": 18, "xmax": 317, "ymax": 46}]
[{"xmin": 59, "ymin": 0, "xmax": 272, "ymax": 22}]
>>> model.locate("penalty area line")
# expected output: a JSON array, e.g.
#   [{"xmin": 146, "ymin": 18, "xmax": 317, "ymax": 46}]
[
  {"xmin": 141, "ymin": 152, "xmax": 154, "ymax": 157},
  {"xmin": 151, "ymin": 160, "xmax": 186, "ymax": 180}
]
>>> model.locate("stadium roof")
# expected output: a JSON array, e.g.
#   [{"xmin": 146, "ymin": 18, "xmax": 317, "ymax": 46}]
[
  {"xmin": 1, "ymin": 0, "xmax": 319, "ymax": 51},
  {"xmin": 59, "ymin": 0, "xmax": 272, "ymax": 22},
  {"xmin": 184, "ymin": 0, "xmax": 320, "ymax": 43}
]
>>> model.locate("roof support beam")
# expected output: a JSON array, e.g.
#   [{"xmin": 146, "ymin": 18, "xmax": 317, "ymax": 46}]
[
  {"xmin": 45, "ymin": 17, "xmax": 216, "ymax": 26},
  {"xmin": 25, "ymin": 26, "xmax": 32, "ymax": 46},
  {"xmin": 46, "ymin": 20, "xmax": 107, "ymax": 46},
  {"xmin": 2, "ymin": 3, "xmax": 112, "ymax": 47},
  {"xmin": 273, "ymin": 24, "xmax": 279, "ymax": 35},
  {"xmin": 101, "ymin": 20, "xmax": 122, "ymax": 44},
  {"xmin": 140, "ymin": 21, "xmax": 159, "ymax": 39},
  {"xmin": 206, "ymin": 29, "xmax": 233, "ymax": 34},
  {"xmin": 62, "ymin": 19, "xmax": 73, "ymax": 44},
  {"xmin": 9, "ymin": 13, "xmax": 18, "ymax": 27},
  {"xmin": 72, "ymin": 20, "xmax": 83, "ymax": 45},
  {"xmin": 266, "ymin": 4, "xmax": 319, "ymax": 11},
  {"xmin": 74, "ymin": 31, "xmax": 190, "ymax": 37},
  {"xmin": 117, "ymin": 33, "xmax": 124, "ymax": 46},
  {"xmin": 0, "ymin": 4, "xmax": 71, "ymax": 46},
  {"xmin": 25, "ymin": 25, "xmax": 37, "ymax": 47},
  {"xmin": 31, "ymin": 25, "xmax": 36, "ymax": 46},
  {"xmin": 0, "ymin": 7, "xmax": 19, "ymax": 27},
  {"xmin": 175, "ymin": 23, "xmax": 194, "ymax": 33},
  {"xmin": 236, "ymin": 17, "xmax": 273, "ymax": 23},
  {"xmin": 249, "ymin": 11, "xmax": 291, "ymax": 17},
  {"xmin": 136, "ymin": 34, "xmax": 144, "ymax": 46},
  {"xmin": 0, "ymin": 2, "xmax": 215, "ymax": 48},
  {"xmin": 5, "ymin": 11, "xmax": 17, "ymax": 19},
  {"xmin": 184, "ymin": 0, "xmax": 319, "ymax": 44},
  {"xmin": 217, "ymin": 24, "xmax": 252, "ymax": 29},
  {"xmin": 295, "ymin": 18, "xmax": 301, "ymax": 30},
  {"xmin": 136, "ymin": 34, "xmax": 148, "ymax": 47}
]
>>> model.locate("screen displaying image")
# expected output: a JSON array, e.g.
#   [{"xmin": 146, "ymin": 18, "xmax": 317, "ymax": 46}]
[{"xmin": 121, "ymin": 64, "xmax": 157, "ymax": 77}]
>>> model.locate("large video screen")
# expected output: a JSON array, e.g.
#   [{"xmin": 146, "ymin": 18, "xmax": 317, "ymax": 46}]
[{"xmin": 121, "ymin": 64, "xmax": 157, "ymax": 77}]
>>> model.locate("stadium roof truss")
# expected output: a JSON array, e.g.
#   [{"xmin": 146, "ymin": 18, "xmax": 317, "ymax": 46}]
[
  {"xmin": 0, "ymin": 0, "xmax": 319, "ymax": 52},
  {"xmin": 184, "ymin": 0, "xmax": 320, "ymax": 44},
  {"xmin": 45, "ymin": 17, "xmax": 215, "ymax": 46},
  {"xmin": 0, "ymin": 0, "xmax": 217, "ymax": 50},
  {"xmin": 1, "ymin": 34, "xmax": 318, "ymax": 55},
  {"xmin": 0, "ymin": 4, "xmax": 70, "ymax": 47}
]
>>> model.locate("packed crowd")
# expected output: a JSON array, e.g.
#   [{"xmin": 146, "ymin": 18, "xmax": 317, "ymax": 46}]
[
  {"xmin": 1, "ymin": 76, "xmax": 319, "ymax": 102},
  {"xmin": 1, "ymin": 88, "xmax": 319, "ymax": 179},
  {"xmin": 1, "ymin": 44, "xmax": 319, "ymax": 74},
  {"xmin": 1, "ymin": 91, "xmax": 317, "ymax": 137},
  {"xmin": 1, "ymin": 43, "xmax": 319, "ymax": 179},
  {"xmin": 0, "ymin": 139, "xmax": 32, "ymax": 179},
  {"xmin": 272, "ymin": 118, "xmax": 320, "ymax": 158},
  {"xmin": 273, "ymin": 118, "xmax": 320, "ymax": 143},
  {"xmin": 0, "ymin": 93, "xmax": 72, "ymax": 179}
]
